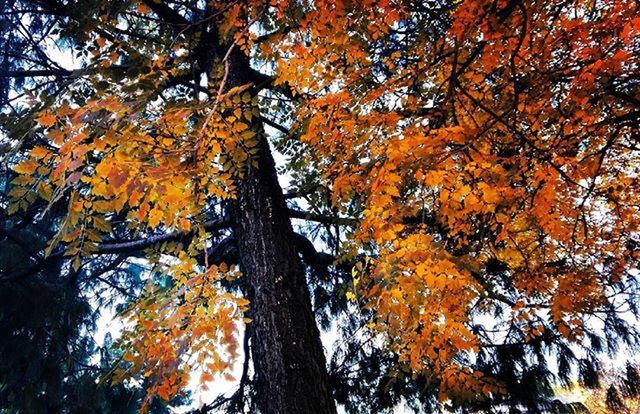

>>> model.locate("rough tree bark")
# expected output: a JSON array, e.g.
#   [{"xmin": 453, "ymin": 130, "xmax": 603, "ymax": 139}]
[{"xmin": 225, "ymin": 50, "xmax": 337, "ymax": 414}]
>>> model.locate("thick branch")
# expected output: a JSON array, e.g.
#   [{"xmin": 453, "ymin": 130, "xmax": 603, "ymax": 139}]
[
  {"xmin": 260, "ymin": 115, "xmax": 290, "ymax": 134},
  {"xmin": 284, "ymin": 184, "xmax": 324, "ymax": 199},
  {"xmin": 248, "ymin": 69, "xmax": 299, "ymax": 101},
  {"xmin": 97, "ymin": 216, "xmax": 231, "ymax": 254},
  {"xmin": 1, "ymin": 208, "xmax": 355, "ymax": 283},
  {"xmin": 0, "ymin": 217, "xmax": 230, "ymax": 283},
  {"xmin": 199, "ymin": 236, "xmax": 237, "ymax": 267},
  {"xmin": 254, "ymin": 25, "xmax": 298, "ymax": 44},
  {"xmin": 140, "ymin": 0, "xmax": 190, "ymax": 27},
  {"xmin": 288, "ymin": 208, "xmax": 358, "ymax": 226}
]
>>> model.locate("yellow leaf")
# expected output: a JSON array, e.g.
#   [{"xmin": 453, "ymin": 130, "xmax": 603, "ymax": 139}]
[
  {"xmin": 72, "ymin": 255, "xmax": 82, "ymax": 272},
  {"xmin": 148, "ymin": 207, "xmax": 163, "ymax": 228},
  {"xmin": 14, "ymin": 159, "xmax": 39, "ymax": 175},
  {"xmin": 36, "ymin": 181, "xmax": 53, "ymax": 201}
]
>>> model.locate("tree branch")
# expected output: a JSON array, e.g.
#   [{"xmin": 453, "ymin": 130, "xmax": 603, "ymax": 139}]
[
  {"xmin": 97, "ymin": 216, "xmax": 231, "ymax": 254},
  {"xmin": 0, "ymin": 69, "xmax": 73, "ymax": 78},
  {"xmin": 0, "ymin": 217, "xmax": 231, "ymax": 283},
  {"xmin": 260, "ymin": 115, "xmax": 290, "ymax": 134},
  {"xmin": 140, "ymin": 0, "xmax": 191, "ymax": 27},
  {"xmin": 293, "ymin": 233, "xmax": 335, "ymax": 269},
  {"xmin": 1, "ymin": 208, "xmax": 357, "ymax": 283},
  {"xmin": 284, "ymin": 184, "xmax": 324, "ymax": 199},
  {"xmin": 288, "ymin": 208, "xmax": 358, "ymax": 226},
  {"xmin": 199, "ymin": 236, "xmax": 237, "ymax": 267}
]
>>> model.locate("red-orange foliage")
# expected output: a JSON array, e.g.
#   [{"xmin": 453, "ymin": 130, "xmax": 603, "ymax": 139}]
[{"xmin": 10, "ymin": 0, "xmax": 639, "ymax": 407}]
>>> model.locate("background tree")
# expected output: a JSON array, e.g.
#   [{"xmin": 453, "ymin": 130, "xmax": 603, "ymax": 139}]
[
  {"xmin": 0, "ymin": 143, "xmax": 169, "ymax": 412},
  {"xmin": 2, "ymin": 0, "xmax": 639, "ymax": 413},
  {"xmin": 554, "ymin": 362, "xmax": 640, "ymax": 414}
]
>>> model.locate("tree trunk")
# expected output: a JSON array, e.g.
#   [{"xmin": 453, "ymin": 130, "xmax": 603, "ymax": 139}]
[{"xmin": 226, "ymin": 52, "xmax": 337, "ymax": 414}]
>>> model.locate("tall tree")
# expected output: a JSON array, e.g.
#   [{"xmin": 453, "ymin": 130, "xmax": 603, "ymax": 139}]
[
  {"xmin": 2, "ymin": 0, "xmax": 639, "ymax": 413},
  {"xmin": 0, "ymin": 154, "xmax": 159, "ymax": 413}
]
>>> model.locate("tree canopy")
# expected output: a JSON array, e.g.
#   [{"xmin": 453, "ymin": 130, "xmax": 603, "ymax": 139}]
[{"xmin": 1, "ymin": 0, "xmax": 639, "ymax": 413}]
